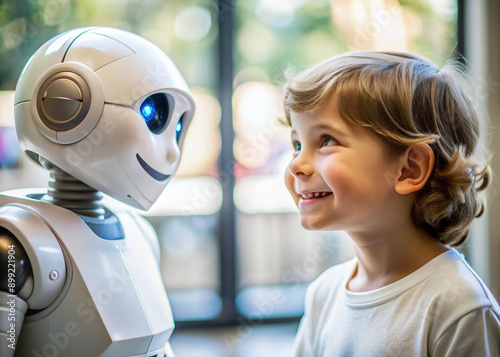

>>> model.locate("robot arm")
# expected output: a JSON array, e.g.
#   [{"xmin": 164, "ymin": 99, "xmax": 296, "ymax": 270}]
[
  {"xmin": 0, "ymin": 205, "xmax": 66, "ymax": 357},
  {"xmin": 0, "ymin": 229, "xmax": 32, "ymax": 357}
]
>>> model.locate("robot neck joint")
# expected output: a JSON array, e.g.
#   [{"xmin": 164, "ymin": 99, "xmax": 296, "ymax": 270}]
[{"xmin": 43, "ymin": 168, "xmax": 105, "ymax": 219}]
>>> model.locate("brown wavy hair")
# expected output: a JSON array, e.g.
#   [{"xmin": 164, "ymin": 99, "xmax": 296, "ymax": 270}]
[{"xmin": 282, "ymin": 51, "xmax": 491, "ymax": 246}]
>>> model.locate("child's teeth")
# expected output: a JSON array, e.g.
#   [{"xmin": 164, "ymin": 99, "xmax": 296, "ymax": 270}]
[{"xmin": 300, "ymin": 192, "xmax": 332, "ymax": 199}]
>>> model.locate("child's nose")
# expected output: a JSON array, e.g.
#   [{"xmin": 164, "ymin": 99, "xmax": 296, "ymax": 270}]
[{"xmin": 288, "ymin": 154, "xmax": 313, "ymax": 177}]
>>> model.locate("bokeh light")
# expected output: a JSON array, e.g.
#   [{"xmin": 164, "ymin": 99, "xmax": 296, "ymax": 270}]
[
  {"xmin": 174, "ymin": 6, "xmax": 212, "ymax": 42},
  {"xmin": 232, "ymin": 81, "xmax": 283, "ymax": 169},
  {"xmin": 176, "ymin": 88, "xmax": 221, "ymax": 177}
]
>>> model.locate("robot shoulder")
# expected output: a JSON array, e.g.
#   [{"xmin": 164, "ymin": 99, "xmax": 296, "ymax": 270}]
[{"xmin": 0, "ymin": 203, "xmax": 66, "ymax": 310}]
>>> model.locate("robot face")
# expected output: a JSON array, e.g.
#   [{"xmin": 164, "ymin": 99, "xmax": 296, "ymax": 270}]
[
  {"xmin": 137, "ymin": 93, "xmax": 187, "ymax": 180},
  {"xmin": 14, "ymin": 27, "xmax": 195, "ymax": 210},
  {"xmin": 102, "ymin": 88, "xmax": 194, "ymax": 207}
]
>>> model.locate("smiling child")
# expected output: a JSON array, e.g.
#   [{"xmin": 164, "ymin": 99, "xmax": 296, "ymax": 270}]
[{"xmin": 283, "ymin": 52, "xmax": 500, "ymax": 356}]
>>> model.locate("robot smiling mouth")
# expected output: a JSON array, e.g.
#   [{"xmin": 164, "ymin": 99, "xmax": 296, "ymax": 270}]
[{"xmin": 136, "ymin": 153, "xmax": 170, "ymax": 181}]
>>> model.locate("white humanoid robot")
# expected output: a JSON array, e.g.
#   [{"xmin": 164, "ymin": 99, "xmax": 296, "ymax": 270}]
[{"xmin": 0, "ymin": 27, "xmax": 195, "ymax": 357}]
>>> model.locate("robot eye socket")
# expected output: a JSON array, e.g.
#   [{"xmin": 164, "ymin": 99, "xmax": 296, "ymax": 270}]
[{"xmin": 139, "ymin": 93, "xmax": 171, "ymax": 134}]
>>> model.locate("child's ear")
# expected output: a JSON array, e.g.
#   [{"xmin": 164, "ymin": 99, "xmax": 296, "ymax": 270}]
[{"xmin": 394, "ymin": 143, "xmax": 435, "ymax": 195}]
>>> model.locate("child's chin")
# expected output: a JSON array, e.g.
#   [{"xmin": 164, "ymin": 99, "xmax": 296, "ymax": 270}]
[
  {"xmin": 300, "ymin": 216, "xmax": 341, "ymax": 232},
  {"xmin": 300, "ymin": 216, "xmax": 325, "ymax": 231}
]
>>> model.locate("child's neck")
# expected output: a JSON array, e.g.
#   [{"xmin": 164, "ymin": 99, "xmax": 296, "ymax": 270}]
[{"xmin": 346, "ymin": 226, "xmax": 448, "ymax": 293}]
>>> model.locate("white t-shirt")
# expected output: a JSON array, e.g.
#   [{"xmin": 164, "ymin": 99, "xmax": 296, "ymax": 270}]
[{"xmin": 293, "ymin": 248, "xmax": 500, "ymax": 356}]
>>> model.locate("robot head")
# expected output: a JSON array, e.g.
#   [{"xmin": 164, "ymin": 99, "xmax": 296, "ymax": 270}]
[{"xmin": 14, "ymin": 27, "xmax": 195, "ymax": 210}]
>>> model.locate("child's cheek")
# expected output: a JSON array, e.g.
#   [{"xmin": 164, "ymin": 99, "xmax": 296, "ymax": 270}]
[{"xmin": 284, "ymin": 168, "xmax": 299, "ymax": 206}]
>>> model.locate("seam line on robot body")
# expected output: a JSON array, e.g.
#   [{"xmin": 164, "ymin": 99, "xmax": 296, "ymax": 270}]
[
  {"xmin": 61, "ymin": 27, "xmax": 97, "ymax": 63},
  {"xmin": 15, "ymin": 100, "xmax": 30, "ymax": 105},
  {"xmin": 114, "ymin": 241, "xmax": 156, "ymax": 336},
  {"xmin": 93, "ymin": 33, "xmax": 137, "ymax": 54},
  {"xmin": 92, "ymin": 53, "xmax": 136, "ymax": 73}
]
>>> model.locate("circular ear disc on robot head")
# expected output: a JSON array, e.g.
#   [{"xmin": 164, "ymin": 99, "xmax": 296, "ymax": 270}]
[
  {"xmin": 36, "ymin": 72, "xmax": 91, "ymax": 131},
  {"xmin": 30, "ymin": 62, "xmax": 105, "ymax": 144}
]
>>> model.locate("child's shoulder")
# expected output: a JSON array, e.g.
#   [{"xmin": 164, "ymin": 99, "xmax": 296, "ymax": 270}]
[
  {"xmin": 418, "ymin": 249, "xmax": 500, "ymax": 349},
  {"xmin": 423, "ymin": 248, "xmax": 500, "ymax": 316}
]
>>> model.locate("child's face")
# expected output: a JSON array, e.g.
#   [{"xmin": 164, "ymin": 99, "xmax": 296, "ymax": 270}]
[{"xmin": 285, "ymin": 96, "xmax": 404, "ymax": 235}]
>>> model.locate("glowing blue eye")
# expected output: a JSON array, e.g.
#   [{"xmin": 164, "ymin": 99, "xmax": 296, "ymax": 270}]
[
  {"xmin": 139, "ymin": 94, "xmax": 171, "ymax": 134},
  {"xmin": 141, "ymin": 100, "xmax": 155, "ymax": 121},
  {"xmin": 176, "ymin": 113, "xmax": 187, "ymax": 143}
]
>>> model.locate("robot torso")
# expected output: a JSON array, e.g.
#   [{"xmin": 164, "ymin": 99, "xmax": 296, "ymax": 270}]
[{"xmin": 0, "ymin": 188, "xmax": 173, "ymax": 357}]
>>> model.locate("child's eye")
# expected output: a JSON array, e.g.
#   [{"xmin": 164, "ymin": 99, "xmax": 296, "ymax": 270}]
[
  {"xmin": 292, "ymin": 141, "xmax": 301, "ymax": 152},
  {"xmin": 320, "ymin": 135, "xmax": 338, "ymax": 147}
]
